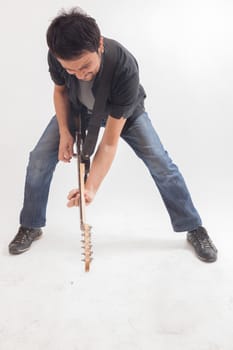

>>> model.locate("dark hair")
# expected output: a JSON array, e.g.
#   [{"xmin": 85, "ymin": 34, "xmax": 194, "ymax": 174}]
[{"xmin": 46, "ymin": 7, "xmax": 101, "ymax": 59}]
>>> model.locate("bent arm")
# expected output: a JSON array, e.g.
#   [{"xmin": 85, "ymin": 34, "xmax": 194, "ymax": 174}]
[
  {"xmin": 53, "ymin": 84, "xmax": 74, "ymax": 162},
  {"xmin": 85, "ymin": 115, "xmax": 127, "ymax": 195},
  {"xmin": 53, "ymin": 84, "xmax": 70, "ymax": 134}
]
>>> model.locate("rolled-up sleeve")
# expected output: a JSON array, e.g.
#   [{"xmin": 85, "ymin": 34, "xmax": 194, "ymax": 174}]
[{"xmin": 108, "ymin": 72, "xmax": 139, "ymax": 119}]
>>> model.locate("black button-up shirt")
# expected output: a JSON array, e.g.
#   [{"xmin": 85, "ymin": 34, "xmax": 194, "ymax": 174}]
[{"xmin": 48, "ymin": 37, "xmax": 146, "ymax": 122}]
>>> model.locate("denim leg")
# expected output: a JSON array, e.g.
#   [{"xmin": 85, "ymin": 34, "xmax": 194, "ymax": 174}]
[
  {"xmin": 20, "ymin": 116, "xmax": 60, "ymax": 228},
  {"xmin": 121, "ymin": 112, "xmax": 202, "ymax": 232}
]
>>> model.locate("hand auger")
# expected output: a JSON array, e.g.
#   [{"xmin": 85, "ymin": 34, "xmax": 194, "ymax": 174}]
[{"xmin": 75, "ymin": 118, "xmax": 93, "ymax": 272}]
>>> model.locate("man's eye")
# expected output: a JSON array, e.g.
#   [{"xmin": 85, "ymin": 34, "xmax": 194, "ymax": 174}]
[{"xmin": 82, "ymin": 63, "xmax": 91, "ymax": 69}]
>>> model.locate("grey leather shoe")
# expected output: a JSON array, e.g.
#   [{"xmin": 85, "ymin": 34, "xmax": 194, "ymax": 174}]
[
  {"xmin": 187, "ymin": 226, "xmax": 218, "ymax": 262},
  {"xmin": 9, "ymin": 226, "xmax": 43, "ymax": 254}
]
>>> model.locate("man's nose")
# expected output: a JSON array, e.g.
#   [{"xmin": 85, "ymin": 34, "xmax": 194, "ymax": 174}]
[{"xmin": 75, "ymin": 70, "xmax": 87, "ymax": 80}]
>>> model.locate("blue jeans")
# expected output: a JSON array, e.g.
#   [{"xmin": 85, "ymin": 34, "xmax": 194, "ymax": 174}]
[{"xmin": 20, "ymin": 112, "xmax": 202, "ymax": 232}]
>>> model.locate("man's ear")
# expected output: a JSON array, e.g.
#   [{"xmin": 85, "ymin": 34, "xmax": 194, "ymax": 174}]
[{"xmin": 99, "ymin": 36, "xmax": 104, "ymax": 54}]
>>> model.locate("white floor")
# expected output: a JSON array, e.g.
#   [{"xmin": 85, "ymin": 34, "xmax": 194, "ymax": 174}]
[{"xmin": 1, "ymin": 157, "xmax": 233, "ymax": 350}]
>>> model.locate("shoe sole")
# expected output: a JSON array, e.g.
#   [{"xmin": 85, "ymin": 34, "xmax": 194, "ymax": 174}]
[
  {"xmin": 196, "ymin": 254, "xmax": 217, "ymax": 263},
  {"xmin": 9, "ymin": 234, "xmax": 43, "ymax": 255}
]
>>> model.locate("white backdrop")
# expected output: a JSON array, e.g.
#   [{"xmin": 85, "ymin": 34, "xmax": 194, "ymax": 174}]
[
  {"xmin": 1, "ymin": 2, "xmax": 233, "ymax": 349},
  {"xmin": 1, "ymin": 0, "xmax": 232, "ymax": 236}
]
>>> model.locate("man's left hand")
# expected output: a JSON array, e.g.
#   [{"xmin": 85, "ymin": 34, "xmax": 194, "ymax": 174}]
[{"xmin": 67, "ymin": 188, "xmax": 95, "ymax": 207}]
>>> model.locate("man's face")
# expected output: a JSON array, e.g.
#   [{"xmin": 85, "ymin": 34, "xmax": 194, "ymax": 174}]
[{"xmin": 57, "ymin": 47, "xmax": 102, "ymax": 81}]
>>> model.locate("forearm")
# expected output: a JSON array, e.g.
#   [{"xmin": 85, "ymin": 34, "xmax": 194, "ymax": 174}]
[
  {"xmin": 53, "ymin": 86, "xmax": 74, "ymax": 162},
  {"xmin": 53, "ymin": 87, "xmax": 70, "ymax": 135},
  {"xmin": 85, "ymin": 142, "xmax": 118, "ymax": 193}
]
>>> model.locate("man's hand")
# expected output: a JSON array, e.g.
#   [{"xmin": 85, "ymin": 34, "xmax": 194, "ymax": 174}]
[
  {"xmin": 67, "ymin": 188, "xmax": 95, "ymax": 207},
  {"xmin": 58, "ymin": 131, "xmax": 74, "ymax": 162}
]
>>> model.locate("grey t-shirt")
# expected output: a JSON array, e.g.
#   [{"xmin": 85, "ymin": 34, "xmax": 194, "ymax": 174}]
[{"xmin": 77, "ymin": 80, "xmax": 95, "ymax": 112}]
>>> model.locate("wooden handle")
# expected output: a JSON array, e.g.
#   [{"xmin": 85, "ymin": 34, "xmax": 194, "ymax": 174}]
[{"xmin": 79, "ymin": 162, "xmax": 86, "ymax": 226}]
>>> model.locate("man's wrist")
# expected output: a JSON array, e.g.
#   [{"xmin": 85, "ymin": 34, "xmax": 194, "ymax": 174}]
[
  {"xmin": 59, "ymin": 126, "xmax": 71, "ymax": 136},
  {"xmin": 85, "ymin": 181, "xmax": 98, "ymax": 195}
]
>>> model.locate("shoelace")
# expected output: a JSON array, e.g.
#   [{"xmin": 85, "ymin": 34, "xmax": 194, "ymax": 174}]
[
  {"xmin": 13, "ymin": 228, "xmax": 30, "ymax": 244},
  {"xmin": 193, "ymin": 229, "xmax": 217, "ymax": 252}
]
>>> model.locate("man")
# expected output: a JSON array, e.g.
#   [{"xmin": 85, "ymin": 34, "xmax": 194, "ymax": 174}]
[{"xmin": 8, "ymin": 8, "xmax": 218, "ymax": 262}]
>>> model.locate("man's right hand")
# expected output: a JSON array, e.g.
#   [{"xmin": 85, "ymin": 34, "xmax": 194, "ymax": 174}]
[{"xmin": 58, "ymin": 131, "xmax": 74, "ymax": 162}]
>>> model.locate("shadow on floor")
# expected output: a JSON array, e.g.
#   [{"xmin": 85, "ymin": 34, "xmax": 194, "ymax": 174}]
[{"xmin": 94, "ymin": 237, "xmax": 191, "ymax": 256}]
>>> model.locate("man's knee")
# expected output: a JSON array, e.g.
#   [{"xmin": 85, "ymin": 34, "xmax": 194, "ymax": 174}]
[{"xmin": 26, "ymin": 148, "xmax": 58, "ymax": 183}]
